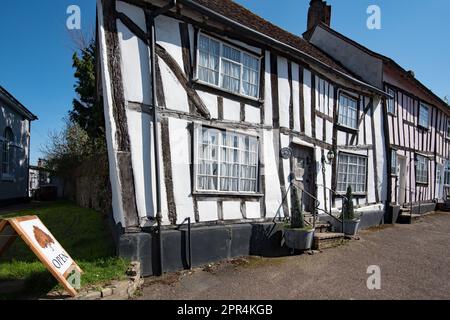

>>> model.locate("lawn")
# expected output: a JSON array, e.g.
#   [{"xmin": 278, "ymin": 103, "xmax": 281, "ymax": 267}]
[{"xmin": 0, "ymin": 201, "xmax": 128, "ymax": 299}]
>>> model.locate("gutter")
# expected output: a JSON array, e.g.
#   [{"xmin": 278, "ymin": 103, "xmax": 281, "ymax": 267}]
[{"xmin": 178, "ymin": 0, "xmax": 390, "ymax": 98}]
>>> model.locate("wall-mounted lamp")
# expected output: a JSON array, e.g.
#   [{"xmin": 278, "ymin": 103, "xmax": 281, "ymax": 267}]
[{"xmin": 322, "ymin": 150, "xmax": 335, "ymax": 165}]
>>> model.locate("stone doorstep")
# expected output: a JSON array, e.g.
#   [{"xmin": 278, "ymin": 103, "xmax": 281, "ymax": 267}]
[
  {"xmin": 399, "ymin": 210, "xmax": 438, "ymax": 224},
  {"xmin": 313, "ymin": 232, "xmax": 346, "ymax": 251}
]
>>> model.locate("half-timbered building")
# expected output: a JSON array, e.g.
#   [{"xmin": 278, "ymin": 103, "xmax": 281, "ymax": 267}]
[
  {"xmin": 305, "ymin": 9, "xmax": 450, "ymax": 221},
  {"xmin": 97, "ymin": 0, "xmax": 390, "ymax": 275}
]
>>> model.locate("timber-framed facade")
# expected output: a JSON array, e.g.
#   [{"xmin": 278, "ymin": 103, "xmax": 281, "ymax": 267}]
[{"xmin": 97, "ymin": 0, "xmax": 447, "ymax": 275}]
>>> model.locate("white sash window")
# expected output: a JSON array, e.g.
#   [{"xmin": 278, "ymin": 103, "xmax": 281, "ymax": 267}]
[
  {"xmin": 419, "ymin": 103, "xmax": 430, "ymax": 129},
  {"xmin": 387, "ymin": 88, "xmax": 396, "ymax": 114},
  {"xmin": 415, "ymin": 155, "xmax": 429, "ymax": 184},
  {"xmin": 197, "ymin": 34, "xmax": 261, "ymax": 99},
  {"xmin": 337, "ymin": 153, "xmax": 368, "ymax": 194},
  {"xmin": 338, "ymin": 94, "xmax": 358, "ymax": 129},
  {"xmin": 195, "ymin": 126, "xmax": 259, "ymax": 194}
]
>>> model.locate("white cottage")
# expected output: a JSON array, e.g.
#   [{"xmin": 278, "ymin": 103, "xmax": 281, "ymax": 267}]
[
  {"xmin": 96, "ymin": 0, "xmax": 390, "ymax": 275},
  {"xmin": 0, "ymin": 86, "xmax": 37, "ymax": 205}
]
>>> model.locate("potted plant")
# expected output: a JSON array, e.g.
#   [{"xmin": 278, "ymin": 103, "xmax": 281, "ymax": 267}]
[
  {"xmin": 339, "ymin": 186, "xmax": 361, "ymax": 236},
  {"xmin": 283, "ymin": 187, "xmax": 315, "ymax": 250}
]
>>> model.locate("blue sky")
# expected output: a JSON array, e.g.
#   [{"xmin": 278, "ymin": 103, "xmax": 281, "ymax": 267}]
[{"xmin": 0, "ymin": 1, "xmax": 449, "ymax": 165}]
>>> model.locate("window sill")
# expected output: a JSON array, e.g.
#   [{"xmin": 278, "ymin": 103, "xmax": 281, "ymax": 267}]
[
  {"xmin": 336, "ymin": 123, "xmax": 359, "ymax": 134},
  {"xmin": 192, "ymin": 80, "xmax": 263, "ymax": 106},
  {"xmin": 417, "ymin": 125, "xmax": 430, "ymax": 132},
  {"xmin": 335, "ymin": 192, "xmax": 368, "ymax": 198},
  {"xmin": 387, "ymin": 112, "xmax": 397, "ymax": 117},
  {"xmin": 193, "ymin": 191, "xmax": 264, "ymax": 198}
]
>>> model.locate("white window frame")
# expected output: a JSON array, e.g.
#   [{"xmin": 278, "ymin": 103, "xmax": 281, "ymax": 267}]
[
  {"xmin": 193, "ymin": 124, "xmax": 260, "ymax": 195},
  {"xmin": 418, "ymin": 103, "xmax": 430, "ymax": 129},
  {"xmin": 195, "ymin": 33, "xmax": 261, "ymax": 100},
  {"xmin": 444, "ymin": 160, "xmax": 450, "ymax": 186},
  {"xmin": 415, "ymin": 154, "xmax": 429, "ymax": 185},
  {"xmin": 337, "ymin": 93, "xmax": 359, "ymax": 130},
  {"xmin": 391, "ymin": 150, "xmax": 398, "ymax": 176},
  {"xmin": 387, "ymin": 88, "xmax": 396, "ymax": 114},
  {"xmin": 336, "ymin": 152, "xmax": 368, "ymax": 195}
]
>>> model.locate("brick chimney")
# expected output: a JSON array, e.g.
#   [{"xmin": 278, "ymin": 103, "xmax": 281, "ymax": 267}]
[{"xmin": 307, "ymin": 0, "xmax": 331, "ymax": 31}]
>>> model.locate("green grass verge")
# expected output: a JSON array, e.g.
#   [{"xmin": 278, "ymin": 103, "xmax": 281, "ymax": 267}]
[{"xmin": 0, "ymin": 201, "xmax": 128, "ymax": 299}]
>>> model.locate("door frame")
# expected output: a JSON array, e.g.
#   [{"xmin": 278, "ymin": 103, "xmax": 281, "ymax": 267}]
[
  {"xmin": 397, "ymin": 155, "xmax": 407, "ymax": 205},
  {"xmin": 289, "ymin": 143, "xmax": 316, "ymax": 213}
]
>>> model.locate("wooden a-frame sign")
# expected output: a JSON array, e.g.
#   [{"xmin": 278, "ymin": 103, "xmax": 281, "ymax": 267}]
[{"xmin": 0, "ymin": 216, "xmax": 82, "ymax": 297}]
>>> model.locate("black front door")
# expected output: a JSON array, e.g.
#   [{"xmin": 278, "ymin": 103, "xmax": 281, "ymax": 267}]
[{"xmin": 291, "ymin": 145, "xmax": 316, "ymax": 213}]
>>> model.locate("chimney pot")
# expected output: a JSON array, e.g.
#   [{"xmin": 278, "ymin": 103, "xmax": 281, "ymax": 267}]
[{"xmin": 307, "ymin": 0, "xmax": 332, "ymax": 31}]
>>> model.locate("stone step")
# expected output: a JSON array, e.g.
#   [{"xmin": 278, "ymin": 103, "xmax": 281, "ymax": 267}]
[
  {"xmin": 314, "ymin": 223, "xmax": 332, "ymax": 233},
  {"xmin": 313, "ymin": 232, "xmax": 346, "ymax": 251},
  {"xmin": 398, "ymin": 213, "xmax": 421, "ymax": 224}
]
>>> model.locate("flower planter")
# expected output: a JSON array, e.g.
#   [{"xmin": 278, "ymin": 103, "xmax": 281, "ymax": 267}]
[
  {"xmin": 336, "ymin": 220, "xmax": 361, "ymax": 236},
  {"xmin": 283, "ymin": 228, "xmax": 315, "ymax": 250}
]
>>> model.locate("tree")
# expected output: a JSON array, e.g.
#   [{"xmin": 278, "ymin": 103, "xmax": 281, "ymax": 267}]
[
  {"xmin": 342, "ymin": 186, "xmax": 355, "ymax": 221},
  {"xmin": 444, "ymin": 96, "xmax": 449, "ymax": 106},
  {"xmin": 69, "ymin": 40, "xmax": 105, "ymax": 140},
  {"xmin": 42, "ymin": 119, "xmax": 95, "ymax": 177},
  {"xmin": 291, "ymin": 186, "xmax": 306, "ymax": 229}
]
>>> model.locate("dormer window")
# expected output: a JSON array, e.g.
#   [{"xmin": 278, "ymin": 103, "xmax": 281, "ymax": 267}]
[{"xmin": 197, "ymin": 33, "xmax": 261, "ymax": 99}]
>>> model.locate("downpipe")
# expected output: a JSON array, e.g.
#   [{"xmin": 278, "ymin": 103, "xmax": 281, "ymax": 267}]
[{"xmin": 149, "ymin": 0, "xmax": 177, "ymax": 276}]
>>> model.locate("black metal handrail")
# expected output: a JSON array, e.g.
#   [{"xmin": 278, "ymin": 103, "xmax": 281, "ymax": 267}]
[
  {"xmin": 176, "ymin": 217, "xmax": 192, "ymax": 270},
  {"xmin": 317, "ymin": 184, "xmax": 346, "ymax": 232},
  {"xmin": 397, "ymin": 186, "xmax": 422, "ymax": 219},
  {"xmin": 272, "ymin": 182, "xmax": 321, "ymax": 229}
]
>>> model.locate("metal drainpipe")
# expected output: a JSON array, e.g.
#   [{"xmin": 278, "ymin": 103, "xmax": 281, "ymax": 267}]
[{"xmin": 149, "ymin": 0, "xmax": 177, "ymax": 276}]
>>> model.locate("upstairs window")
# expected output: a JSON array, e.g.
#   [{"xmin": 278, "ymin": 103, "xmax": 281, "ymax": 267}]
[
  {"xmin": 415, "ymin": 154, "xmax": 429, "ymax": 184},
  {"xmin": 387, "ymin": 88, "xmax": 396, "ymax": 114},
  {"xmin": 446, "ymin": 119, "xmax": 450, "ymax": 139},
  {"xmin": 337, "ymin": 153, "xmax": 367, "ymax": 194},
  {"xmin": 419, "ymin": 103, "xmax": 429, "ymax": 129},
  {"xmin": 338, "ymin": 94, "xmax": 358, "ymax": 130},
  {"xmin": 197, "ymin": 34, "xmax": 260, "ymax": 99},
  {"xmin": 391, "ymin": 150, "xmax": 398, "ymax": 175},
  {"xmin": 195, "ymin": 126, "xmax": 259, "ymax": 194},
  {"xmin": 2, "ymin": 127, "xmax": 14, "ymax": 179}
]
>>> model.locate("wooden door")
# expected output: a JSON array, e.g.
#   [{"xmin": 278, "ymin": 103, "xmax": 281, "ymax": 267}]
[{"xmin": 292, "ymin": 146, "xmax": 316, "ymax": 213}]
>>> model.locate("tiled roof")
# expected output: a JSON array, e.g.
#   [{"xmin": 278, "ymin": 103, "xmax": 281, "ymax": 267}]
[{"xmin": 190, "ymin": 0, "xmax": 353, "ymax": 76}]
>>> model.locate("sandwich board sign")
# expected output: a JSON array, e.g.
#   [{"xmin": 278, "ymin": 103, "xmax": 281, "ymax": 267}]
[{"xmin": 0, "ymin": 216, "xmax": 82, "ymax": 297}]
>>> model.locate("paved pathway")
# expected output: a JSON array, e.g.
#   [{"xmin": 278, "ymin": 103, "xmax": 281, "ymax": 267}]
[{"xmin": 137, "ymin": 212, "xmax": 450, "ymax": 300}]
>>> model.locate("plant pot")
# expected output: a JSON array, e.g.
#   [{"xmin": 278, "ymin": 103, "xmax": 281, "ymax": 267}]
[
  {"xmin": 337, "ymin": 219, "xmax": 361, "ymax": 236},
  {"xmin": 283, "ymin": 228, "xmax": 315, "ymax": 250}
]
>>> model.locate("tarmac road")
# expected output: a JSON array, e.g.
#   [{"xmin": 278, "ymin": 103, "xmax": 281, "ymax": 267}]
[{"xmin": 137, "ymin": 212, "xmax": 450, "ymax": 300}]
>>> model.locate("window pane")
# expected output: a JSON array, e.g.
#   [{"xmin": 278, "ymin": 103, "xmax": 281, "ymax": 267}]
[
  {"xmin": 419, "ymin": 104, "xmax": 429, "ymax": 128},
  {"xmin": 387, "ymin": 89, "xmax": 395, "ymax": 114},
  {"xmin": 339, "ymin": 95, "xmax": 358, "ymax": 129},
  {"xmin": 198, "ymin": 35, "xmax": 220, "ymax": 86},
  {"xmin": 198, "ymin": 34, "xmax": 261, "ymax": 98},
  {"xmin": 337, "ymin": 154, "xmax": 367, "ymax": 193}
]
